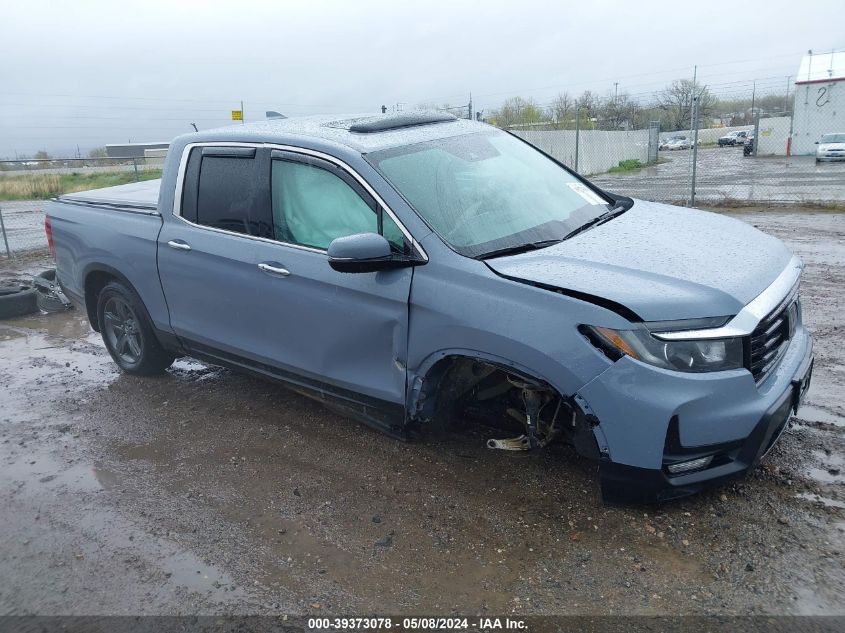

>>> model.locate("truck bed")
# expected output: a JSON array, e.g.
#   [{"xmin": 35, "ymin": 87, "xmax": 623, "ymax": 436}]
[
  {"xmin": 48, "ymin": 178, "xmax": 170, "ymax": 334},
  {"xmin": 59, "ymin": 179, "xmax": 161, "ymax": 213}
]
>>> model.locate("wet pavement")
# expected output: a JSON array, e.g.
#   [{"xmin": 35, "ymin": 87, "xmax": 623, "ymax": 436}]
[
  {"xmin": 0, "ymin": 209, "xmax": 843, "ymax": 616},
  {"xmin": 592, "ymin": 148, "xmax": 845, "ymax": 205}
]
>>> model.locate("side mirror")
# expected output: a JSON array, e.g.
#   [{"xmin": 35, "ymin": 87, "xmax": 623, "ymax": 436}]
[{"xmin": 328, "ymin": 233, "xmax": 403, "ymax": 273}]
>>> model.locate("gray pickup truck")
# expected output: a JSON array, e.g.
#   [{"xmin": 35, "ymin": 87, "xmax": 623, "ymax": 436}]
[{"xmin": 47, "ymin": 111, "xmax": 813, "ymax": 503}]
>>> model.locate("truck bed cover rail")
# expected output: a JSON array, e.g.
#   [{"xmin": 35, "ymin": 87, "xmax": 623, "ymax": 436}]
[{"xmin": 58, "ymin": 179, "xmax": 161, "ymax": 215}]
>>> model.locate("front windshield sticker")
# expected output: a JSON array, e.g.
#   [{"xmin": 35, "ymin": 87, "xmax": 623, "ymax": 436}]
[{"xmin": 567, "ymin": 182, "xmax": 605, "ymax": 206}]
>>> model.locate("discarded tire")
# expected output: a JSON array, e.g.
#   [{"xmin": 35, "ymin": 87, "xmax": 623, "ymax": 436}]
[
  {"xmin": 0, "ymin": 283, "xmax": 38, "ymax": 319},
  {"xmin": 34, "ymin": 269, "xmax": 72, "ymax": 313}
]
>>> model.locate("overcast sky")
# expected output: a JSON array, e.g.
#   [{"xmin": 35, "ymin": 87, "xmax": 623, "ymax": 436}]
[{"xmin": 0, "ymin": 0, "xmax": 842, "ymax": 157}]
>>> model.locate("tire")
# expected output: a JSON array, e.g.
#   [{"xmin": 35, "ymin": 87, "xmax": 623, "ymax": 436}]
[
  {"xmin": 0, "ymin": 283, "xmax": 38, "ymax": 319},
  {"xmin": 34, "ymin": 269, "xmax": 71, "ymax": 313},
  {"xmin": 96, "ymin": 281, "xmax": 175, "ymax": 375}
]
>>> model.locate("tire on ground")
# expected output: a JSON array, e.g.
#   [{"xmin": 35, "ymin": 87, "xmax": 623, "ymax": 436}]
[
  {"xmin": 34, "ymin": 269, "xmax": 71, "ymax": 313},
  {"xmin": 0, "ymin": 284, "xmax": 38, "ymax": 319},
  {"xmin": 95, "ymin": 280, "xmax": 175, "ymax": 375}
]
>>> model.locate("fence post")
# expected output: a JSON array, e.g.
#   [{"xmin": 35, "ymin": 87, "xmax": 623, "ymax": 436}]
[
  {"xmin": 648, "ymin": 121, "xmax": 660, "ymax": 164},
  {"xmin": 132, "ymin": 157, "xmax": 139, "ymax": 181},
  {"xmin": 0, "ymin": 205, "xmax": 12, "ymax": 259},
  {"xmin": 690, "ymin": 95, "xmax": 700, "ymax": 207},
  {"xmin": 574, "ymin": 107, "xmax": 580, "ymax": 174},
  {"xmin": 753, "ymin": 109, "xmax": 761, "ymax": 158}
]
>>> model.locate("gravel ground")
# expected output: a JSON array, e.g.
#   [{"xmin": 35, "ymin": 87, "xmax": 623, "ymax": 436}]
[{"xmin": 0, "ymin": 209, "xmax": 843, "ymax": 616}]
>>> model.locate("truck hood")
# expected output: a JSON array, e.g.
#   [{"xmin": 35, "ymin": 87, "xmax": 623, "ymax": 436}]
[{"xmin": 485, "ymin": 199, "xmax": 792, "ymax": 321}]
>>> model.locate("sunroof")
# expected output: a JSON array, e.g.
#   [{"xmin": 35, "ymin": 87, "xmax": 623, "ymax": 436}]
[{"xmin": 346, "ymin": 111, "xmax": 458, "ymax": 133}]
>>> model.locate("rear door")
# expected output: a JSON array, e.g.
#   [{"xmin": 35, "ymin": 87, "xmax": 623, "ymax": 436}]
[
  {"xmin": 158, "ymin": 145, "xmax": 274, "ymax": 353},
  {"xmin": 157, "ymin": 143, "xmax": 415, "ymax": 410}
]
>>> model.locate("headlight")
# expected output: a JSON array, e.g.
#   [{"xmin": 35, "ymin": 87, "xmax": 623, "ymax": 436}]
[{"xmin": 582, "ymin": 325, "xmax": 743, "ymax": 373}]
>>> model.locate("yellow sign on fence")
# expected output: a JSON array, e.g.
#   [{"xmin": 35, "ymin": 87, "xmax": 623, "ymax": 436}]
[{"xmin": 231, "ymin": 110, "xmax": 243, "ymax": 121}]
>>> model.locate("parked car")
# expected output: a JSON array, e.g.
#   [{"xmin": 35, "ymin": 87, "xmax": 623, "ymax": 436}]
[
  {"xmin": 718, "ymin": 131, "xmax": 748, "ymax": 147},
  {"xmin": 743, "ymin": 132, "xmax": 756, "ymax": 156},
  {"xmin": 659, "ymin": 134, "xmax": 688, "ymax": 150},
  {"xmin": 667, "ymin": 137, "xmax": 693, "ymax": 150},
  {"xmin": 815, "ymin": 133, "xmax": 845, "ymax": 162},
  {"xmin": 46, "ymin": 111, "xmax": 813, "ymax": 503}
]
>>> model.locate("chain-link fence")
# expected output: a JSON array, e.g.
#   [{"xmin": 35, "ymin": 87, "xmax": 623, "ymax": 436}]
[
  {"xmin": 0, "ymin": 156, "xmax": 165, "ymax": 258},
  {"xmin": 506, "ymin": 90, "xmax": 845, "ymax": 208}
]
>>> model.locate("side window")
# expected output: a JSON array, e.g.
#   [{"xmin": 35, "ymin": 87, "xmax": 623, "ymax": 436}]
[
  {"xmin": 192, "ymin": 148, "xmax": 273, "ymax": 238},
  {"xmin": 271, "ymin": 157, "xmax": 407, "ymax": 253}
]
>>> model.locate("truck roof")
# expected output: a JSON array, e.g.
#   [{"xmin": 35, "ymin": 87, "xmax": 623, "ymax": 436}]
[{"xmin": 179, "ymin": 111, "xmax": 486, "ymax": 154}]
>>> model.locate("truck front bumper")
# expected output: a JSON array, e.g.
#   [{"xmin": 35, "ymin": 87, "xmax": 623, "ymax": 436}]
[{"xmin": 575, "ymin": 326, "xmax": 814, "ymax": 503}]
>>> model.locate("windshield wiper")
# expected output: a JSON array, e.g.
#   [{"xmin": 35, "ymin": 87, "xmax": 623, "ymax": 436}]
[
  {"xmin": 561, "ymin": 202, "xmax": 629, "ymax": 242},
  {"xmin": 477, "ymin": 239, "xmax": 563, "ymax": 260}
]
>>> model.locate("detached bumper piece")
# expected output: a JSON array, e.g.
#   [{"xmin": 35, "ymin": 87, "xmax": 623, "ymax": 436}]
[{"xmin": 600, "ymin": 353, "xmax": 813, "ymax": 504}]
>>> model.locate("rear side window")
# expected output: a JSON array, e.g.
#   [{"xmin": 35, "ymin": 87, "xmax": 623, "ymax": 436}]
[{"xmin": 182, "ymin": 147, "xmax": 272, "ymax": 239}]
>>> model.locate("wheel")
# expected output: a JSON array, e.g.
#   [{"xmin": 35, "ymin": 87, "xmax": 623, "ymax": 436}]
[
  {"xmin": 34, "ymin": 269, "xmax": 71, "ymax": 313},
  {"xmin": 0, "ymin": 283, "xmax": 38, "ymax": 319},
  {"xmin": 96, "ymin": 281, "xmax": 174, "ymax": 374}
]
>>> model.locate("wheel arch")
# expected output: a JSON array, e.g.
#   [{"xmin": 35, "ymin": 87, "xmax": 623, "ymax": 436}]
[
  {"xmin": 406, "ymin": 348, "xmax": 562, "ymax": 424},
  {"xmin": 82, "ymin": 264, "xmax": 158, "ymax": 339}
]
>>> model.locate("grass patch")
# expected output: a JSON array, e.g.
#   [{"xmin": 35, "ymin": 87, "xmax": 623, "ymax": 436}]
[
  {"xmin": 701, "ymin": 200, "xmax": 845, "ymax": 213},
  {"xmin": 607, "ymin": 159, "xmax": 643, "ymax": 173},
  {"xmin": 0, "ymin": 169, "xmax": 162, "ymax": 201}
]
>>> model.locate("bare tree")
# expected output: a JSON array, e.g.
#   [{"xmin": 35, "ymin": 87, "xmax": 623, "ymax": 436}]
[
  {"xmin": 547, "ymin": 92, "xmax": 573, "ymax": 128},
  {"xmin": 489, "ymin": 97, "xmax": 546, "ymax": 129},
  {"xmin": 656, "ymin": 79, "xmax": 716, "ymax": 131},
  {"xmin": 599, "ymin": 93, "xmax": 642, "ymax": 130},
  {"xmin": 578, "ymin": 90, "xmax": 600, "ymax": 120}
]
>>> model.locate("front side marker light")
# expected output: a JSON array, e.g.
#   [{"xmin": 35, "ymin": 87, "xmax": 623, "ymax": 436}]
[
  {"xmin": 592, "ymin": 326, "xmax": 639, "ymax": 359},
  {"xmin": 666, "ymin": 455, "xmax": 713, "ymax": 474}
]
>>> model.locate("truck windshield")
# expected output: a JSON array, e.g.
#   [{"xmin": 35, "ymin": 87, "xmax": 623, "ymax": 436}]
[{"xmin": 368, "ymin": 131, "xmax": 610, "ymax": 258}]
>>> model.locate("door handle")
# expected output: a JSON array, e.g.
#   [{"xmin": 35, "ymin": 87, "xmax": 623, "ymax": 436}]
[
  {"xmin": 167, "ymin": 240, "xmax": 191, "ymax": 251},
  {"xmin": 258, "ymin": 262, "xmax": 290, "ymax": 277}
]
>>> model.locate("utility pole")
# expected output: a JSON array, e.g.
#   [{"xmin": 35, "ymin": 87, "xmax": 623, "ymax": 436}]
[
  {"xmin": 468, "ymin": 93, "xmax": 473, "ymax": 120},
  {"xmin": 689, "ymin": 65, "xmax": 697, "ymax": 137},
  {"xmin": 750, "ymin": 80, "xmax": 756, "ymax": 120},
  {"xmin": 784, "ymin": 75, "xmax": 791, "ymax": 113},
  {"xmin": 574, "ymin": 101, "xmax": 580, "ymax": 174},
  {"xmin": 614, "ymin": 82, "xmax": 619, "ymax": 102},
  {"xmin": 787, "ymin": 75, "xmax": 795, "ymax": 156},
  {"xmin": 240, "ymin": 100, "xmax": 245, "ymax": 125},
  {"xmin": 690, "ymin": 94, "xmax": 700, "ymax": 207}
]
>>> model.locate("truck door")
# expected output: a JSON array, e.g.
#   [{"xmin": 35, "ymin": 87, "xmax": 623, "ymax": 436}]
[{"xmin": 157, "ymin": 144, "xmax": 414, "ymax": 412}]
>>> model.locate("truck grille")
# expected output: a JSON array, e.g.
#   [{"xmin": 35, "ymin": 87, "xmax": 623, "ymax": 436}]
[{"xmin": 748, "ymin": 286, "xmax": 799, "ymax": 383}]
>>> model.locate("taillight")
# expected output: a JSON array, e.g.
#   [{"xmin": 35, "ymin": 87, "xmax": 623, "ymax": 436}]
[{"xmin": 45, "ymin": 216, "xmax": 56, "ymax": 259}]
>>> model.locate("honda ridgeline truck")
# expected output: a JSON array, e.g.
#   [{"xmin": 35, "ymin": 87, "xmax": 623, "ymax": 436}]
[{"xmin": 46, "ymin": 112, "xmax": 814, "ymax": 502}]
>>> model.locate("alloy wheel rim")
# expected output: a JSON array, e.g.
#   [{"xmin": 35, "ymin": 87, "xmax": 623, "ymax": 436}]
[{"xmin": 103, "ymin": 297, "xmax": 142, "ymax": 364}]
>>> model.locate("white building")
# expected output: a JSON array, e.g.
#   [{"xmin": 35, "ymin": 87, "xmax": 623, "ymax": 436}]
[{"xmin": 791, "ymin": 50, "xmax": 845, "ymax": 155}]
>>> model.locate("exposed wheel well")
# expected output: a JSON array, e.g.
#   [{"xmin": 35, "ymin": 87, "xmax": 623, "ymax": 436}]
[
  {"xmin": 412, "ymin": 355, "xmax": 555, "ymax": 427},
  {"xmin": 410, "ymin": 354, "xmax": 600, "ymax": 455}
]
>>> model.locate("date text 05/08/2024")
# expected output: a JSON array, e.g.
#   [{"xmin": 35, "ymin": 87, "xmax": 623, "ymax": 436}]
[{"xmin": 307, "ymin": 617, "xmax": 528, "ymax": 630}]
